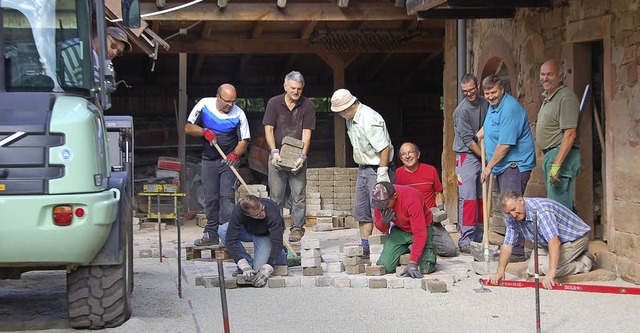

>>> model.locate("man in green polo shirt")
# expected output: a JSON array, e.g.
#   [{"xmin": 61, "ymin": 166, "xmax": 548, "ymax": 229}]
[{"xmin": 536, "ymin": 60, "xmax": 581, "ymax": 211}]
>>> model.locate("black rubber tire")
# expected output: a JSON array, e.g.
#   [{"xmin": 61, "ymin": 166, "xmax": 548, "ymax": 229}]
[{"xmin": 67, "ymin": 262, "xmax": 132, "ymax": 329}]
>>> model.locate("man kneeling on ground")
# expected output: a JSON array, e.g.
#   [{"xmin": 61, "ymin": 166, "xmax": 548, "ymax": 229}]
[
  {"xmin": 490, "ymin": 190, "xmax": 594, "ymax": 289},
  {"xmin": 218, "ymin": 195, "xmax": 287, "ymax": 288},
  {"xmin": 371, "ymin": 182, "xmax": 437, "ymax": 278}
]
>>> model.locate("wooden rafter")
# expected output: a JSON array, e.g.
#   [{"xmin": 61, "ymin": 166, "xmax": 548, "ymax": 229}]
[
  {"xmin": 300, "ymin": 21, "xmax": 318, "ymax": 39},
  {"xmin": 165, "ymin": 38, "xmax": 441, "ymax": 54},
  {"xmin": 140, "ymin": 3, "xmax": 413, "ymax": 21}
]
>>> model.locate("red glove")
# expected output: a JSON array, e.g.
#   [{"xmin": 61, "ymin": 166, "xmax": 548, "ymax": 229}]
[
  {"xmin": 223, "ymin": 151, "xmax": 239, "ymax": 167},
  {"xmin": 202, "ymin": 128, "xmax": 217, "ymax": 144}
]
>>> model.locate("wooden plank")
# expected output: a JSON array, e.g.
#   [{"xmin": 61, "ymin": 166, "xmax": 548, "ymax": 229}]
[
  {"xmin": 140, "ymin": 3, "xmax": 413, "ymax": 21},
  {"xmin": 441, "ymin": 20, "xmax": 458, "ymax": 225},
  {"xmin": 447, "ymin": 0, "xmax": 552, "ymax": 7},
  {"xmin": 416, "ymin": 8, "xmax": 515, "ymax": 19},
  {"xmin": 165, "ymin": 38, "xmax": 441, "ymax": 54},
  {"xmin": 406, "ymin": 0, "xmax": 447, "ymax": 14}
]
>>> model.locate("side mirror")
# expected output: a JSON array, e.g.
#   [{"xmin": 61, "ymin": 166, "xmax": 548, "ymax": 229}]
[{"xmin": 121, "ymin": 0, "xmax": 141, "ymax": 28}]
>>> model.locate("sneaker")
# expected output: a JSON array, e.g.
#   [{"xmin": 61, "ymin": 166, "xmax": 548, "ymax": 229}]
[
  {"xmin": 459, "ymin": 244, "xmax": 471, "ymax": 254},
  {"xmin": 194, "ymin": 232, "xmax": 219, "ymax": 246},
  {"xmin": 288, "ymin": 227, "xmax": 305, "ymax": 242}
]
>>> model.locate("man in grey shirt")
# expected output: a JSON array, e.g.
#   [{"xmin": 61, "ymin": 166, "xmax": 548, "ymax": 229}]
[{"xmin": 452, "ymin": 74, "xmax": 488, "ymax": 253}]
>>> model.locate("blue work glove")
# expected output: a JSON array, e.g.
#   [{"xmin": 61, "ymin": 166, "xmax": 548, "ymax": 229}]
[
  {"xmin": 381, "ymin": 208, "xmax": 395, "ymax": 225},
  {"xmin": 237, "ymin": 258, "xmax": 256, "ymax": 282},
  {"xmin": 400, "ymin": 262, "xmax": 424, "ymax": 279},
  {"xmin": 252, "ymin": 264, "xmax": 274, "ymax": 288}
]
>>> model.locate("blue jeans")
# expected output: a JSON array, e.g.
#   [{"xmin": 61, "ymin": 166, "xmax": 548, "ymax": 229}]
[
  {"xmin": 218, "ymin": 223, "xmax": 287, "ymax": 270},
  {"xmin": 268, "ymin": 161, "xmax": 307, "ymax": 230},
  {"xmin": 202, "ymin": 159, "xmax": 235, "ymax": 236}
]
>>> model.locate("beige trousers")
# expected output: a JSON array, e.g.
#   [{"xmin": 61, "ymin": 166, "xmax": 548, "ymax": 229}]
[{"xmin": 527, "ymin": 234, "xmax": 590, "ymax": 277}]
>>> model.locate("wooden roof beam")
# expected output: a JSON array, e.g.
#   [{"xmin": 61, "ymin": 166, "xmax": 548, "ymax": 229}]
[
  {"xmin": 300, "ymin": 21, "xmax": 318, "ymax": 39},
  {"xmin": 165, "ymin": 38, "xmax": 441, "ymax": 54},
  {"xmin": 140, "ymin": 3, "xmax": 413, "ymax": 21}
]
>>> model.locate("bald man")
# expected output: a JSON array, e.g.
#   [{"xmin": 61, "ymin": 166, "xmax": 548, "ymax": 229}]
[
  {"xmin": 537, "ymin": 60, "xmax": 581, "ymax": 212},
  {"xmin": 186, "ymin": 83, "xmax": 251, "ymax": 246}
]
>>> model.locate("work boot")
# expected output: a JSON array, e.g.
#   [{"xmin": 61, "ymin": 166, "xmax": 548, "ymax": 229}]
[
  {"xmin": 288, "ymin": 227, "xmax": 305, "ymax": 242},
  {"xmin": 194, "ymin": 232, "xmax": 219, "ymax": 246},
  {"xmin": 459, "ymin": 244, "xmax": 471, "ymax": 254},
  {"xmin": 362, "ymin": 248, "xmax": 371, "ymax": 265},
  {"xmin": 580, "ymin": 250, "xmax": 596, "ymax": 272}
]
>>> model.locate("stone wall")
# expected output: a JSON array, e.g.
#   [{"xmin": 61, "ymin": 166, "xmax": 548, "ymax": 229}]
[{"xmin": 466, "ymin": 0, "xmax": 640, "ymax": 283}]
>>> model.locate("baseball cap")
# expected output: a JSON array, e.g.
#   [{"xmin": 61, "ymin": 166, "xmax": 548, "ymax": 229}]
[
  {"xmin": 371, "ymin": 182, "xmax": 396, "ymax": 209},
  {"xmin": 330, "ymin": 89, "xmax": 357, "ymax": 112},
  {"xmin": 106, "ymin": 27, "xmax": 132, "ymax": 53}
]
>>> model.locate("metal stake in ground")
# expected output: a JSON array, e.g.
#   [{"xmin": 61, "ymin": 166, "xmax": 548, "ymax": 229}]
[
  {"xmin": 532, "ymin": 208, "xmax": 541, "ymax": 333},
  {"xmin": 216, "ymin": 256, "xmax": 230, "ymax": 333}
]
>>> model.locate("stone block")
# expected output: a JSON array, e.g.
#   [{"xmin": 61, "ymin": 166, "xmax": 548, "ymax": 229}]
[
  {"xmin": 154, "ymin": 223, "xmax": 167, "ymax": 231},
  {"xmin": 313, "ymin": 223, "xmax": 333, "ymax": 232},
  {"xmin": 300, "ymin": 276, "xmax": 317, "ymax": 287},
  {"xmin": 315, "ymin": 276, "xmax": 333, "ymax": 287},
  {"xmin": 307, "ymin": 198, "xmax": 322, "ymax": 205},
  {"xmin": 396, "ymin": 266, "xmax": 406, "ymax": 275},
  {"xmin": 343, "ymin": 255, "xmax": 363, "ymax": 266},
  {"xmin": 236, "ymin": 275, "xmax": 253, "ymax": 286},
  {"xmin": 422, "ymin": 279, "xmax": 448, "ymax": 293},
  {"xmin": 368, "ymin": 234, "xmax": 387, "ymax": 245},
  {"xmin": 303, "ymin": 266, "xmax": 323, "ymax": 276},
  {"xmin": 333, "ymin": 186, "xmax": 351, "ymax": 193},
  {"xmin": 369, "ymin": 244, "xmax": 384, "ymax": 254},
  {"xmin": 345, "ymin": 264, "xmax": 365, "ymax": 275},
  {"xmin": 345, "ymin": 216, "xmax": 358, "ymax": 229},
  {"xmin": 317, "ymin": 217, "xmax": 333, "ymax": 224},
  {"xmin": 365, "ymin": 265, "xmax": 386, "ymax": 276},
  {"xmin": 267, "ymin": 276, "xmax": 286, "ymax": 288},
  {"xmin": 333, "ymin": 173, "xmax": 351, "ymax": 181},
  {"xmin": 399, "ymin": 254, "xmax": 411, "ymax": 265},
  {"xmin": 281, "ymin": 136, "xmax": 304, "ymax": 148},
  {"xmin": 404, "ymin": 278, "xmax": 423, "ymax": 289},
  {"xmin": 387, "ymin": 277, "xmax": 404, "ymax": 289},
  {"xmin": 301, "ymin": 248, "xmax": 322, "ymax": 258},
  {"xmin": 369, "ymin": 277, "xmax": 388, "ymax": 289},
  {"xmin": 470, "ymin": 241, "xmax": 500, "ymax": 262},
  {"xmin": 306, "ymin": 192, "xmax": 321, "ymax": 199},
  {"xmin": 326, "ymin": 262, "xmax": 345, "ymax": 273},
  {"xmin": 204, "ymin": 277, "xmax": 238, "ymax": 289},
  {"xmin": 301, "ymin": 238, "xmax": 320, "ymax": 250},
  {"xmin": 444, "ymin": 223, "xmax": 458, "ymax": 233},
  {"xmin": 332, "ymin": 277, "xmax": 351, "ymax": 288},
  {"xmin": 430, "ymin": 207, "xmax": 447, "ymax": 223},
  {"xmin": 332, "ymin": 216, "xmax": 345, "ymax": 228},
  {"xmin": 273, "ymin": 265, "xmax": 289, "ymax": 276},
  {"xmin": 139, "ymin": 249, "xmax": 152, "ymax": 258},
  {"xmin": 316, "ymin": 210, "xmax": 333, "ymax": 217},
  {"xmin": 350, "ymin": 276, "xmax": 369, "ymax": 288},
  {"xmin": 339, "ymin": 242, "xmax": 360, "ymax": 253},
  {"xmin": 370, "ymin": 253, "xmax": 381, "ymax": 264},
  {"xmin": 306, "ymin": 168, "xmax": 319, "ymax": 176},
  {"xmin": 318, "ymin": 168, "xmax": 335, "ymax": 176},
  {"xmin": 344, "ymin": 245, "xmax": 364, "ymax": 256},
  {"xmin": 283, "ymin": 276, "xmax": 301, "ymax": 287},
  {"xmin": 302, "ymin": 257, "xmax": 322, "ymax": 268}
]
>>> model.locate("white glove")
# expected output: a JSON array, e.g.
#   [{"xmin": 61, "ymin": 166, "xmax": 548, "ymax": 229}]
[
  {"xmin": 252, "ymin": 264, "xmax": 274, "ymax": 288},
  {"xmin": 237, "ymin": 258, "xmax": 256, "ymax": 281},
  {"xmin": 376, "ymin": 166, "xmax": 390, "ymax": 182},
  {"xmin": 270, "ymin": 149, "xmax": 282, "ymax": 170},
  {"xmin": 291, "ymin": 154, "xmax": 306, "ymax": 174}
]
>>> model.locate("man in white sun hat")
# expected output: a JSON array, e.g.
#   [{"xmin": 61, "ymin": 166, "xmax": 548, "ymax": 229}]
[{"xmin": 331, "ymin": 88, "xmax": 394, "ymax": 261}]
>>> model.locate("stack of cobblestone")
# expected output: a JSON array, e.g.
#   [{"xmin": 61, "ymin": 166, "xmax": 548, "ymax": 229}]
[
  {"xmin": 234, "ymin": 184, "xmax": 269, "ymax": 202},
  {"xmin": 301, "ymin": 238, "xmax": 323, "ymax": 276},
  {"xmin": 305, "ymin": 167, "xmax": 358, "ymax": 218}
]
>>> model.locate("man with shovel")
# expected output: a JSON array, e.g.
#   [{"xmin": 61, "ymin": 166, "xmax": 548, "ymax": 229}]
[
  {"xmin": 490, "ymin": 191, "xmax": 594, "ymax": 289},
  {"xmin": 186, "ymin": 83, "xmax": 251, "ymax": 246}
]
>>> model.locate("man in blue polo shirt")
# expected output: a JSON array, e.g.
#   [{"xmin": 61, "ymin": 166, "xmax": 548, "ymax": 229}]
[
  {"xmin": 478, "ymin": 74, "xmax": 536, "ymax": 260},
  {"xmin": 490, "ymin": 190, "xmax": 593, "ymax": 290}
]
